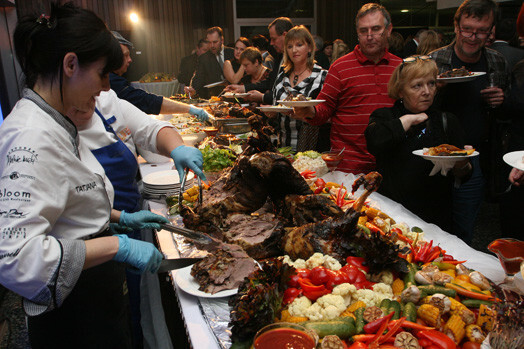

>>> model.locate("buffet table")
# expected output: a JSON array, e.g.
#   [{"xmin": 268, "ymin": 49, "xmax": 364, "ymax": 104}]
[
  {"xmin": 131, "ymin": 80, "xmax": 180, "ymax": 97},
  {"xmin": 139, "ymin": 159, "xmax": 520, "ymax": 349}
]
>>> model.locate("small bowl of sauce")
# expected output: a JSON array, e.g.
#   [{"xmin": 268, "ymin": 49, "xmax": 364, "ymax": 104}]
[
  {"xmin": 253, "ymin": 322, "xmax": 318, "ymax": 349},
  {"xmin": 203, "ymin": 127, "xmax": 219, "ymax": 137},
  {"xmin": 321, "ymin": 151, "xmax": 344, "ymax": 172}
]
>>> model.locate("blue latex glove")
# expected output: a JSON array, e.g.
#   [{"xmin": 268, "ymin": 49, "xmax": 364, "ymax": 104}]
[
  {"xmin": 113, "ymin": 234, "xmax": 163, "ymax": 274},
  {"xmin": 189, "ymin": 105, "xmax": 210, "ymax": 122},
  {"xmin": 170, "ymin": 145, "xmax": 206, "ymax": 180},
  {"xmin": 119, "ymin": 210, "xmax": 169, "ymax": 230}
]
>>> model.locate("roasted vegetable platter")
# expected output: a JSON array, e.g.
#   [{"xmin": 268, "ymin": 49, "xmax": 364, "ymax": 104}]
[{"xmin": 161, "ymin": 167, "xmax": 520, "ymax": 349}]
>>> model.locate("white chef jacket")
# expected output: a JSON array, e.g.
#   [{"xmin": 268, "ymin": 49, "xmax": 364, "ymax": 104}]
[
  {"xmin": 0, "ymin": 89, "xmax": 114, "ymax": 316},
  {"xmin": 78, "ymin": 89, "xmax": 173, "ymax": 157}
]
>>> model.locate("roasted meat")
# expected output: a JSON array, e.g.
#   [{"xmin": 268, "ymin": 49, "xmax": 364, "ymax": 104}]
[
  {"xmin": 281, "ymin": 194, "xmax": 343, "ymax": 226},
  {"xmin": 425, "ymin": 144, "xmax": 475, "ymax": 156},
  {"xmin": 190, "ymin": 245, "xmax": 257, "ymax": 294},
  {"xmin": 282, "ymin": 172, "xmax": 382, "ymax": 262},
  {"xmin": 222, "ymin": 213, "xmax": 284, "ymax": 259}
]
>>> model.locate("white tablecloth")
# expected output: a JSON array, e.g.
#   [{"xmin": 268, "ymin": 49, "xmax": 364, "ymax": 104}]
[{"xmin": 130, "ymin": 80, "xmax": 179, "ymax": 97}]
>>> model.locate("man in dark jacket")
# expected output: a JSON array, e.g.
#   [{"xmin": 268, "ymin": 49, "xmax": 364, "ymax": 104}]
[
  {"xmin": 177, "ymin": 39, "xmax": 209, "ymax": 87},
  {"xmin": 490, "ymin": 18, "xmax": 524, "ymax": 71},
  {"xmin": 191, "ymin": 27, "xmax": 234, "ymax": 98}
]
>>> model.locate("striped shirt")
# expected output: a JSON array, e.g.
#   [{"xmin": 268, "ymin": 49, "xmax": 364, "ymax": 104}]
[
  {"xmin": 309, "ymin": 45, "xmax": 402, "ymax": 174},
  {"xmin": 273, "ymin": 64, "xmax": 327, "ymax": 151}
]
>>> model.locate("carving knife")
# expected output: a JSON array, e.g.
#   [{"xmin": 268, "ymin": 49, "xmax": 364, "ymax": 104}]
[{"xmin": 157, "ymin": 257, "xmax": 203, "ymax": 273}]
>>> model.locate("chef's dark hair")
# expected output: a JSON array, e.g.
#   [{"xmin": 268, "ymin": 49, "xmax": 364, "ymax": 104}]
[
  {"xmin": 454, "ymin": 0, "xmax": 498, "ymax": 26},
  {"xmin": 14, "ymin": 2, "xmax": 123, "ymax": 92}
]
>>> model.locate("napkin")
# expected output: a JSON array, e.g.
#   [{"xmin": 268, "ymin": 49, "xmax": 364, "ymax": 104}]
[{"xmin": 428, "ymin": 159, "xmax": 456, "ymax": 176}]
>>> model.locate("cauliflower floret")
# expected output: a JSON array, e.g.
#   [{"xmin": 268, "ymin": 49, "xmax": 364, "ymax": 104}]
[
  {"xmin": 378, "ymin": 271, "xmax": 394, "ymax": 285},
  {"xmin": 306, "ymin": 253, "xmax": 325, "ymax": 269},
  {"xmin": 404, "ymin": 229, "xmax": 424, "ymax": 242},
  {"xmin": 304, "ymin": 303, "xmax": 323, "ymax": 321},
  {"xmin": 307, "ymin": 294, "xmax": 347, "ymax": 321},
  {"xmin": 332, "ymin": 283, "xmax": 357, "ymax": 306},
  {"xmin": 353, "ymin": 289, "xmax": 381, "ymax": 307},
  {"xmin": 288, "ymin": 296, "xmax": 312, "ymax": 318},
  {"xmin": 391, "ymin": 222, "xmax": 409, "ymax": 235},
  {"xmin": 293, "ymin": 258, "xmax": 307, "ymax": 269},
  {"xmin": 323, "ymin": 255, "xmax": 342, "ymax": 270},
  {"xmin": 282, "ymin": 255, "xmax": 307, "ymax": 269},
  {"xmin": 372, "ymin": 283, "xmax": 394, "ymax": 304}
]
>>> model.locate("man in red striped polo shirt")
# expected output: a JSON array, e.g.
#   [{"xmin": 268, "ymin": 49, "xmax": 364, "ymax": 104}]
[{"xmin": 294, "ymin": 3, "xmax": 402, "ymax": 174}]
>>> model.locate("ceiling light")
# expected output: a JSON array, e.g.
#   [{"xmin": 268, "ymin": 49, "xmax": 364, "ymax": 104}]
[
  {"xmin": 401, "ymin": 9, "xmax": 409, "ymax": 13},
  {"xmin": 130, "ymin": 12, "xmax": 139, "ymax": 23}
]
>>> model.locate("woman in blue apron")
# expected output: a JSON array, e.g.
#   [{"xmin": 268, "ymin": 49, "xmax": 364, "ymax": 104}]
[
  {"xmin": 80, "ymin": 90, "xmax": 205, "ymax": 347},
  {"xmin": 0, "ymin": 4, "xmax": 175, "ymax": 348}
]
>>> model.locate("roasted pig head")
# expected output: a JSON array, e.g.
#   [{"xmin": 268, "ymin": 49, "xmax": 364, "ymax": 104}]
[{"xmin": 282, "ymin": 172, "xmax": 383, "ymax": 262}]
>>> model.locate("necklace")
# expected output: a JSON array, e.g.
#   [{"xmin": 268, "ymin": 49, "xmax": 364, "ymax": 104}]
[{"xmin": 292, "ymin": 68, "xmax": 307, "ymax": 85}]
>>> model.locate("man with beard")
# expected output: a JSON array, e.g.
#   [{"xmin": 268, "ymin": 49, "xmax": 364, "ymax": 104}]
[
  {"xmin": 430, "ymin": 0, "xmax": 508, "ymax": 243},
  {"xmin": 293, "ymin": 3, "xmax": 402, "ymax": 174}
]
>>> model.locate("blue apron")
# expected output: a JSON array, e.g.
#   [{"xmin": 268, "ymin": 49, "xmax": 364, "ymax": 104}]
[
  {"xmin": 91, "ymin": 108, "xmax": 141, "ymax": 213},
  {"xmin": 90, "ymin": 108, "xmax": 144, "ymax": 347}
]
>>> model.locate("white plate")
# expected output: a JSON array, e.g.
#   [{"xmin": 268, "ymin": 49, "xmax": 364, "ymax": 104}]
[
  {"xmin": 437, "ymin": 71, "xmax": 486, "ymax": 83},
  {"xmin": 503, "ymin": 150, "xmax": 524, "ymax": 171},
  {"xmin": 412, "ymin": 149, "xmax": 479, "ymax": 161},
  {"xmin": 174, "ymin": 265, "xmax": 238, "ymax": 298},
  {"xmin": 222, "ymin": 92, "xmax": 250, "ymax": 98},
  {"xmin": 143, "ymin": 170, "xmax": 195, "ymax": 186},
  {"xmin": 257, "ymin": 106, "xmax": 293, "ymax": 113},
  {"xmin": 277, "ymin": 99, "xmax": 325, "ymax": 107},
  {"xmin": 204, "ymin": 81, "xmax": 226, "ymax": 88}
]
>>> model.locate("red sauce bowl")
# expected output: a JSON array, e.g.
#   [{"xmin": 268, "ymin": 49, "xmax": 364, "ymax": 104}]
[
  {"xmin": 203, "ymin": 127, "xmax": 219, "ymax": 137},
  {"xmin": 253, "ymin": 323, "xmax": 318, "ymax": 349},
  {"xmin": 321, "ymin": 151, "xmax": 343, "ymax": 171}
]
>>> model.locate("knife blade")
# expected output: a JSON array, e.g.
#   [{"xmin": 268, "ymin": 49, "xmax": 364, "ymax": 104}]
[{"xmin": 157, "ymin": 257, "xmax": 203, "ymax": 273}]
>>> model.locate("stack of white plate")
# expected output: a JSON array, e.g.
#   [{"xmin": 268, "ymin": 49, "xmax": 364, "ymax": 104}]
[{"xmin": 142, "ymin": 170, "xmax": 194, "ymax": 197}]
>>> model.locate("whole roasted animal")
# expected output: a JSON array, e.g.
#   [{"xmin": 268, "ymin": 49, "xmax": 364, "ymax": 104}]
[
  {"xmin": 283, "ymin": 172, "xmax": 381, "ymax": 262},
  {"xmin": 181, "ymin": 151, "xmax": 311, "ymax": 235}
]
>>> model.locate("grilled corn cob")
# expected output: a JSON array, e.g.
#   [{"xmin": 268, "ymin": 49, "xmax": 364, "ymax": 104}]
[
  {"xmin": 444, "ymin": 314, "xmax": 466, "ymax": 343},
  {"xmin": 477, "ymin": 304, "xmax": 494, "ymax": 332},
  {"xmin": 346, "ymin": 301, "xmax": 367, "ymax": 313},
  {"xmin": 417, "ymin": 304, "xmax": 442, "ymax": 328},
  {"xmin": 465, "ymin": 324, "xmax": 486, "ymax": 343},
  {"xmin": 392, "ymin": 278, "xmax": 404, "ymax": 295}
]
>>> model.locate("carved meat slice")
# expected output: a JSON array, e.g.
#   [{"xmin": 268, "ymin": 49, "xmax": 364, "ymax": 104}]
[
  {"xmin": 222, "ymin": 213, "xmax": 284, "ymax": 259},
  {"xmin": 281, "ymin": 194, "xmax": 343, "ymax": 227},
  {"xmin": 190, "ymin": 246, "xmax": 257, "ymax": 294}
]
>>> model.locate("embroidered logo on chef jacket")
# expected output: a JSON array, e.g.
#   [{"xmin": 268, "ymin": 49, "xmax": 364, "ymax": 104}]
[
  {"xmin": 75, "ymin": 181, "xmax": 98, "ymax": 193},
  {"xmin": 6, "ymin": 147, "xmax": 38, "ymax": 166},
  {"xmin": 0, "ymin": 248, "xmax": 21, "ymax": 261},
  {"xmin": 1, "ymin": 227, "xmax": 27, "ymax": 239},
  {"xmin": 1, "ymin": 172, "xmax": 36, "ymax": 181},
  {"xmin": 0, "ymin": 188, "xmax": 31, "ymax": 202},
  {"xmin": 0, "ymin": 208, "xmax": 29, "ymax": 219},
  {"xmin": 117, "ymin": 127, "xmax": 132, "ymax": 143}
]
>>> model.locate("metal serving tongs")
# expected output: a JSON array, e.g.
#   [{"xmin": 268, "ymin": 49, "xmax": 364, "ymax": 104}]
[
  {"xmin": 178, "ymin": 168, "xmax": 203, "ymax": 208},
  {"xmin": 159, "ymin": 222, "xmax": 219, "ymax": 248}
]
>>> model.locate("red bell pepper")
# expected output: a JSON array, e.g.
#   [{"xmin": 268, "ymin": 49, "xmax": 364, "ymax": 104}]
[
  {"xmin": 378, "ymin": 317, "xmax": 405, "ymax": 344},
  {"xmin": 367, "ymin": 313, "xmax": 394, "ymax": 348},
  {"xmin": 336, "ymin": 187, "xmax": 346, "ymax": 207},
  {"xmin": 300, "ymin": 170, "xmax": 316, "ymax": 179},
  {"xmin": 363, "ymin": 311, "xmax": 394, "ymax": 334},
  {"xmin": 346, "ymin": 256, "xmax": 370, "ymax": 273},
  {"xmin": 351, "ymin": 335, "xmax": 394, "ymax": 344},
  {"xmin": 314, "ymin": 178, "xmax": 326, "ymax": 194},
  {"xmin": 348, "ymin": 342, "xmax": 368, "ymax": 349},
  {"xmin": 417, "ymin": 329, "xmax": 457, "ymax": 349},
  {"xmin": 387, "ymin": 319, "xmax": 434, "ymax": 332},
  {"xmin": 298, "ymin": 278, "xmax": 330, "ymax": 301}
]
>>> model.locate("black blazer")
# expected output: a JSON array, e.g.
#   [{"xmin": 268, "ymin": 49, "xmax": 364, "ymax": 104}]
[
  {"xmin": 402, "ymin": 39, "xmax": 418, "ymax": 58},
  {"xmin": 490, "ymin": 41, "xmax": 524, "ymax": 72},
  {"xmin": 192, "ymin": 47, "xmax": 234, "ymax": 98},
  {"xmin": 177, "ymin": 53, "xmax": 198, "ymax": 86}
]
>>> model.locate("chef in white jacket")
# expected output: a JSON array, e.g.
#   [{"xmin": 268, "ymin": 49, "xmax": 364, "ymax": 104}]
[
  {"xmin": 76, "ymin": 89, "xmax": 206, "ymax": 345},
  {"xmin": 0, "ymin": 4, "xmax": 173, "ymax": 348}
]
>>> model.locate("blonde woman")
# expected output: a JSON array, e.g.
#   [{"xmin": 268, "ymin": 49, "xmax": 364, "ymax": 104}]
[
  {"xmin": 417, "ymin": 30, "xmax": 441, "ymax": 55},
  {"xmin": 273, "ymin": 25, "xmax": 328, "ymax": 151}
]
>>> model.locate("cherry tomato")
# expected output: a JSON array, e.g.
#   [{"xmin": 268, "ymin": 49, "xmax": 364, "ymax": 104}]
[
  {"xmin": 340, "ymin": 264, "xmax": 367, "ymax": 284},
  {"xmin": 310, "ymin": 266, "xmax": 330, "ymax": 286},
  {"xmin": 296, "ymin": 268, "xmax": 311, "ymax": 279},
  {"xmin": 287, "ymin": 274, "xmax": 301, "ymax": 288},
  {"xmin": 327, "ymin": 272, "xmax": 346, "ymax": 289},
  {"xmin": 443, "ymin": 254, "xmax": 455, "ymax": 261},
  {"xmin": 462, "ymin": 342, "xmax": 481, "ymax": 349},
  {"xmin": 336, "ymin": 270, "xmax": 350, "ymax": 284},
  {"xmin": 282, "ymin": 287, "xmax": 302, "ymax": 305},
  {"xmin": 314, "ymin": 178, "xmax": 326, "ymax": 188}
]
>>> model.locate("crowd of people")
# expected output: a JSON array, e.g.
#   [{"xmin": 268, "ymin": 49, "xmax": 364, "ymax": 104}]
[{"xmin": 0, "ymin": 0, "xmax": 523, "ymax": 348}]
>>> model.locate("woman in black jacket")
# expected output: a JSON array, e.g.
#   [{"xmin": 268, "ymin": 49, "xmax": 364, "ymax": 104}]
[{"xmin": 365, "ymin": 56, "xmax": 472, "ymax": 233}]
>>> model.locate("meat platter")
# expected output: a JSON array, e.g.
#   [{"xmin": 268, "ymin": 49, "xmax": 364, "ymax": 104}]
[{"xmin": 164, "ymin": 114, "xmax": 522, "ymax": 348}]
